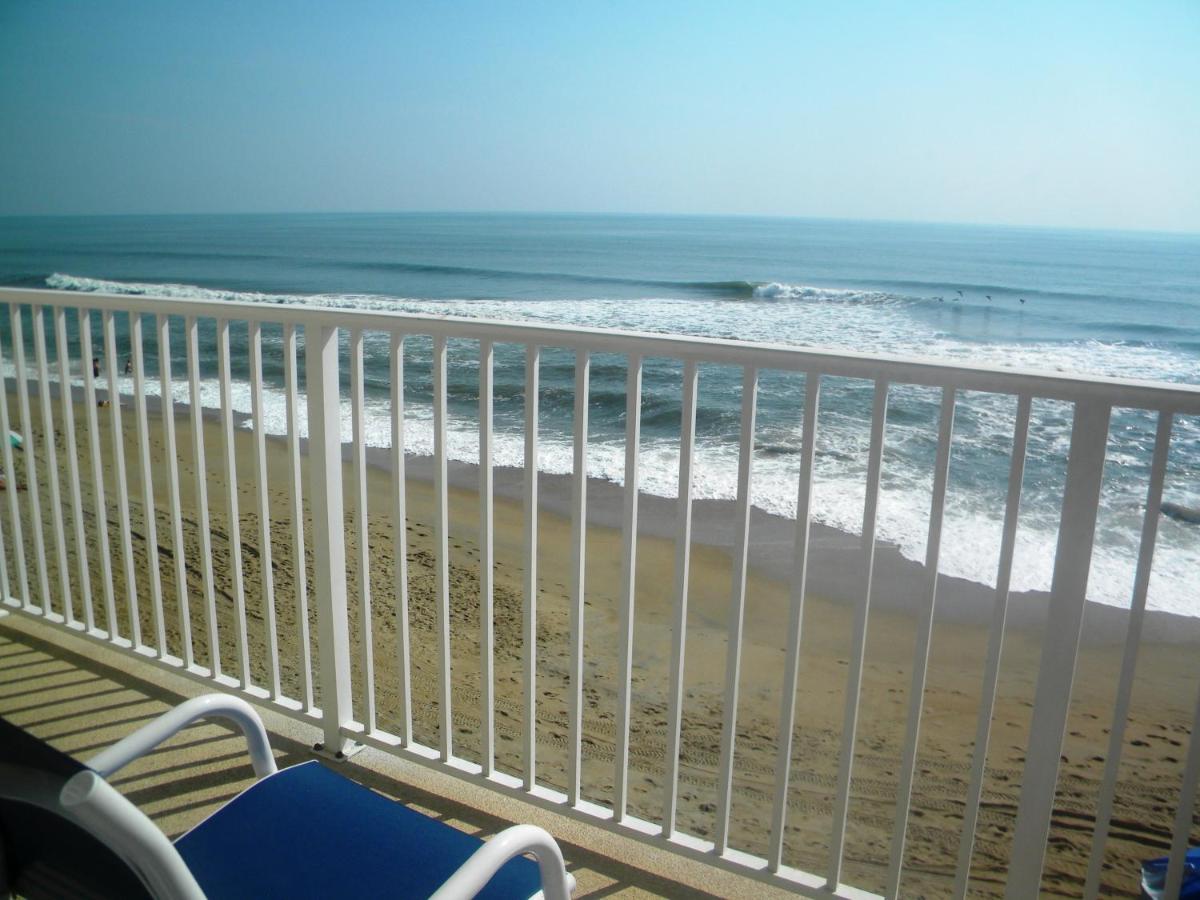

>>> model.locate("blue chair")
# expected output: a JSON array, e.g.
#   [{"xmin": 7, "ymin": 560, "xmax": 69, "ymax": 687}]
[{"xmin": 0, "ymin": 694, "xmax": 574, "ymax": 899}]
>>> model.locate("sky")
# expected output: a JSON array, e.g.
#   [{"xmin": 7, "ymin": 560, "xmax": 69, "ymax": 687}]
[{"xmin": 1, "ymin": 1, "xmax": 1197, "ymax": 231}]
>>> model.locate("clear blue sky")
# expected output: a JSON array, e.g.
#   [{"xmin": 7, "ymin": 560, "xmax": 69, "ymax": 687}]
[{"xmin": 1, "ymin": 1, "xmax": 1197, "ymax": 231}]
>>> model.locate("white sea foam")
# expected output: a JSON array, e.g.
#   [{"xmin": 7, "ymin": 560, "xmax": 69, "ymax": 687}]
[
  {"xmin": 46, "ymin": 272, "xmax": 399, "ymax": 313},
  {"xmin": 751, "ymin": 282, "xmax": 891, "ymax": 303},
  {"xmin": 36, "ymin": 272, "xmax": 1200, "ymax": 616}
]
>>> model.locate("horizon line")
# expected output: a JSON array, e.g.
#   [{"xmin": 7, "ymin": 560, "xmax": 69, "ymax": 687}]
[{"xmin": 1, "ymin": 208, "xmax": 1198, "ymax": 239}]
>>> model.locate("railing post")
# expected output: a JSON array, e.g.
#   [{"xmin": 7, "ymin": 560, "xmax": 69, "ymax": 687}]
[
  {"xmin": 304, "ymin": 323, "xmax": 357, "ymax": 756},
  {"xmin": 1005, "ymin": 399, "xmax": 1110, "ymax": 899}
]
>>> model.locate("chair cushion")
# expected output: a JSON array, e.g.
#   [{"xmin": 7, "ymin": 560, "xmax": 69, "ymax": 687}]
[{"xmin": 175, "ymin": 760, "xmax": 543, "ymax": 899}]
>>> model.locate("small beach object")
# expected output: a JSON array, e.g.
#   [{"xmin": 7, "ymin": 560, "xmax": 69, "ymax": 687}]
[{"xmin": 1140, "ymin": 845, "xmax": 1200, "ymax": 898}]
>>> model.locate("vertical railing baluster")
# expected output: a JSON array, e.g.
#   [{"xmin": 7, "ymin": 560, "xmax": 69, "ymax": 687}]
[
  {"xmin": 887, "ymin": 387, "xmax": 956, "ymax": 896},
  {"xmin": 768, "ymin": 373, "xmax": 821, "ymax": 870},
  {"xmin": 953, "ymin": 394, "xmax": 1031, "ymax": 898},
  {"xmin": 0, "ymin": 406, "xmax": 8, "ymax": 606},
  {"xmin": 828, "ymin": 378, "xmax": 889, "ymax": 888},
  {"xmin": 103, "ymin": 310, "xmax": 139, "ymax": 645},
  {"xmin": 2, "ymin": 316, "xmax": 23, "ymax": 614},
  {"xmin": 714, "ymin": 365, "xmax": 758, "ymax": 855},
  {"xmin": 567, "ymin": 348, "xmax": 591, "ymax": 807},
  {"xmin": 432, "ymin": 334, "xmax": 452, "ymax": 759},
  {"xmin": 79, "ymin": 310, "xmax": 116, "ymax": 636},
  {"xmin": 186, "ymin": 316, "xmax": 220, "ymax": 676},
  {"xmin": 130, "ymin": 312, "xmax": 166, "ymax": 654},
  {"xmin": 305, "ymin": 322, "xmax": 354, "ymax": 754},
  {"xmin": 55, "ymin": 307, "xmax": 91, "ymax": 631},
  {"xmin": 12, "ymin": 304, "xmax": 51, "ymax": 615},
  {"xmin": 32, "ymin": 306, "xmax": 72, "ymax": 623},
  {"xmin": 662, "ymin": 358, "xmax": 698, "ymax": 836},
  {"xmin": 350, "ymin": 327, "xmax": 376, "ymax": 731},
  {"xmin": 389, "ymin": 331, "xmax": 411, "ymax": 741},
  {"xmin": 1164, "ymin": 677, "xmax": 1200, "ymax": 899},
  {"xmin": 1082, "ymin": 411, "xmax": 1174, "ymax": 899},
  {"xmin": 216, "ymin": 318, "xmax": 250, "ymax": 687},
  {"xmin": 614, "ymin": 353, "xmax": 643, "ymax": 822},
  {"xmin": 0, "ymin": 326, "xmax": 9, "ymax": 607},
  {"xmin": 523, "ymin": 345, "xmax": 540, "ymax": 790},
  {"xmin": 249, "ymin": 320, "xmax": 281, "ymax": 697},
  {"xmin": 1005, "ymin": 400, "xmax": 1111, "ymax": 899},
  {"xmin": 479, "ymin": 338, "xmax": 495, "ymax": 776},
  {"xmin": 157, "ymin": 314, "xmax": 192, "ymax": 668},
  {"xmin": 0, "ymin": 309, "xmax": 29, "ymax": 611},
  {"xmin": 284, "ymin": 323, "xmax": 313, "ymax": 710}
]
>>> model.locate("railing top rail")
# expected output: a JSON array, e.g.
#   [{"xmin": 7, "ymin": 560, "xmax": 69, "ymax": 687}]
[{"xmin": 2, "ymin": 286, "xmax": 1198, "ymax": 413}]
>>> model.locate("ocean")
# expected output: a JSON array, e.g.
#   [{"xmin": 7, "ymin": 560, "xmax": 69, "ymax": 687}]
[{"xmin": 0, "ymin": 212, "xmax": 1196, "ymax": 614}]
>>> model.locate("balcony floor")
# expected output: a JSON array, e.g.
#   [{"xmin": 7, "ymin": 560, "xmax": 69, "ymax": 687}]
[{"xmin": 0, "ymin": 610, "xmax": 796, "ymax": 899}]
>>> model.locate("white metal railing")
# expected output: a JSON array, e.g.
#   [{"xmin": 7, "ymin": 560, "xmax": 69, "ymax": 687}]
[{"xmin": 0, "ymin": 286, "xmax": 1198, "ymax": 898}]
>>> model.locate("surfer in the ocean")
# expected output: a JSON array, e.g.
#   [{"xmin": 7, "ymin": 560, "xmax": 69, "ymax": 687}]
[{"xmin": 1162, "ymin": 502, "xmax": 1200, "ymax": 525}]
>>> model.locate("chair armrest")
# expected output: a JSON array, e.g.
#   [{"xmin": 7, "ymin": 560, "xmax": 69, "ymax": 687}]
[
  {"xmin": 429, "ymin": 824, "xmax": 573, "ymax": 900},
  {"xmin": 61, "ymin": 770, "xmax": 206, "ymax": 900},
  {"xmin": 86, "ymin": 694, "xmax": 277, "ymax": 779}
]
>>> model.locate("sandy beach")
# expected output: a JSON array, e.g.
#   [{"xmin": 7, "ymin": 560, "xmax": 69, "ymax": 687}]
[{"xmin": 3, "ymin": 380, "xmax": 1197, "ymax": 897}]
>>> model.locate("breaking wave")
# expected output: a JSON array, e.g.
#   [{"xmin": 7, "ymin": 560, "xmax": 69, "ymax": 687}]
[{"xmin": 48, "ymin": 271, "xmax": 894, "ymax": 305}]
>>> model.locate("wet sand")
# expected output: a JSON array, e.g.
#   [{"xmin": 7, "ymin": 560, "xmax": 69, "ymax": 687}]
[{"xmin": 2, "ymin": 382, "xmax": 1197, "ymax": 897}]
